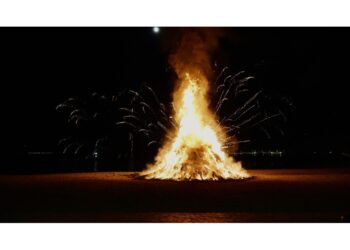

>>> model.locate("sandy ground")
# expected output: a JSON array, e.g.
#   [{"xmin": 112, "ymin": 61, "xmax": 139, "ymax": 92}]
[{"xmin": 0, "ymin": 169, "xmax": 350, "ymax": 222}]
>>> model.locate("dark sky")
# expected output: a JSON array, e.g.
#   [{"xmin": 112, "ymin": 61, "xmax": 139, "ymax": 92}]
[{"xmin": 2, "ymin": 27, "xmax": 350, "ymax": 154}]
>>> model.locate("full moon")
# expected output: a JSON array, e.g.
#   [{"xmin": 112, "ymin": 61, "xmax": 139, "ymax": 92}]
[{"xmin": 153, "ymin": 27, "xmax": 160, "ymax": 33}]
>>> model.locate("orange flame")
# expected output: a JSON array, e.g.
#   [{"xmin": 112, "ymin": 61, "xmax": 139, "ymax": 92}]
[{"xmin": 140, "ymin": 71, "xmax": 249, "ymax": 180}]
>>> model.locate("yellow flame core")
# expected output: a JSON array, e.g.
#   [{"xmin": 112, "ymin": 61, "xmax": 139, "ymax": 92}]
[{"xmin": 140, "ymin": 72, "xmax": 249, "ymax": 181}]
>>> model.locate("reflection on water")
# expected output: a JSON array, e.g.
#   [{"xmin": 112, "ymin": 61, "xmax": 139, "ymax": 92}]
[
  {"xmin": 106, "ymin": 212, "xmax": 343, "ymax": 223},
  {"xmin": 2, "ymin": 211, "xmax": 346, "ymax": 222}
]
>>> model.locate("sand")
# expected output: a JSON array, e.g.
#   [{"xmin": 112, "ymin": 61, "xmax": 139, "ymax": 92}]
[{"xmin": 0, "ymin": 168, "xmax": 349, "ymax": 222}]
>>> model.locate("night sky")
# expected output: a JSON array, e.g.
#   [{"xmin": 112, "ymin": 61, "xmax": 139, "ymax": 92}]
[{"xmin": 2, "ymin": 27, "xmax": 350, "ymax": 159}]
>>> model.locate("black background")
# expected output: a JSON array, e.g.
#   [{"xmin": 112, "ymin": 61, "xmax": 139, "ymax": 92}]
[{"xmin": 1, "ymin": 27, "xmax": 350, "ymax": 169}]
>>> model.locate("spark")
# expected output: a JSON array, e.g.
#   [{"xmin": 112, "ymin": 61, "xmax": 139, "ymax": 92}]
[{"xmin": 110, "ymin": 67, "xmax": 291, "ymax": 173}]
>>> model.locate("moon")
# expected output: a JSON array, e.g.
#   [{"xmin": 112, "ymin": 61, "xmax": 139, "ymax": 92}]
[{"xmin": 153, "ymin": 27, "xmax": 160, "ymax": 33}]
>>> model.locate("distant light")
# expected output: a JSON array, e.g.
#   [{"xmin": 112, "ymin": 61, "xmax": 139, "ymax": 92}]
[{"xmin": 153, "ymin": 27, "xmax": 160, "ymax": 33}]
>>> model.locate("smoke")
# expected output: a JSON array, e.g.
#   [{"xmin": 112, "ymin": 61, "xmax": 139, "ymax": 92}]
[{"xmin": 168, "ymin": 28, "xmax": 224, "ymax": 81}]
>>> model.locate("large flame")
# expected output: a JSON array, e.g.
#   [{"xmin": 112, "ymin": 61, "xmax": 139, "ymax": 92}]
[{"xmin": 140, "ymin": 71, "xmax": 249, "ymax": 181}]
